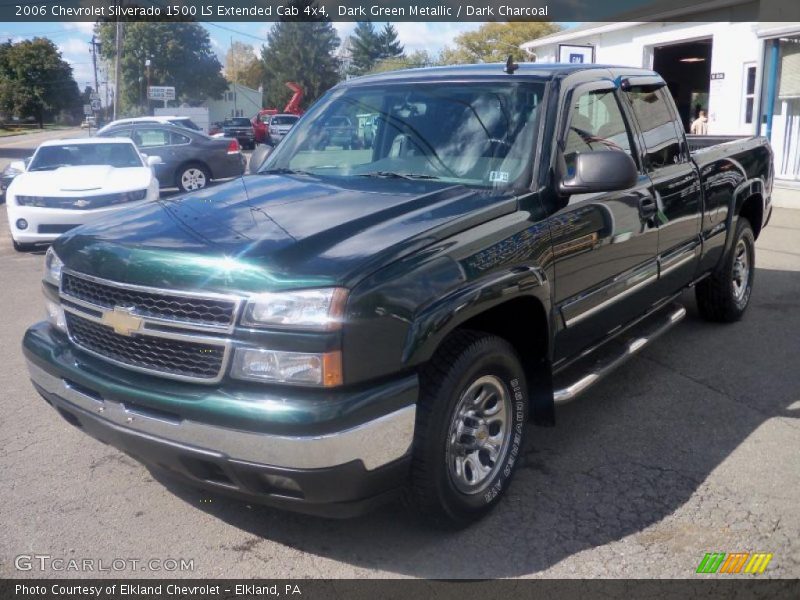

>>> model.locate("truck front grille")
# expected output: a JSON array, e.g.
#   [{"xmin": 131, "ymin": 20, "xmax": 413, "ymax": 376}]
[
  {"xmin": 65, "ymin": 312, "xmax": 226, "ymax": 381},
  {"xmin": 62, "ymin": 272, "xmax": 237, "ymax": 329}
]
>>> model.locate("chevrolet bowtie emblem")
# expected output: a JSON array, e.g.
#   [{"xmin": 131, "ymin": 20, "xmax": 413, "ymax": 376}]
[{"xmin": 101, "ymin": 306, "xmax": 143, "ymax": 337}]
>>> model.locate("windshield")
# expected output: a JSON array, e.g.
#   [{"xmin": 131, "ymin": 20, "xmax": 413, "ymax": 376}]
[
  {"xmin": 261, "ymin": 80, "xmax": 544, "ymax": 189},
  {"xmin": 227, "ymin": 118, "xmax": 251, "ymax": 127},
  {"xmin": 29, "ymin": 143, "xmax": 143, "ymax": 171},
  {"xmin": 271, "ymin": 115, "xmax": 298, "ymax": 125},
  {"xmin": 169, "ymin": 118, "xmax": 200, "ymax": 131}
]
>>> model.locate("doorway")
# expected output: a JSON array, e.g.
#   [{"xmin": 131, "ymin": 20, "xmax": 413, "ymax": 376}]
[{"xmin": 652, "ymin": 39, "xmax": 713, "ymax": 132}]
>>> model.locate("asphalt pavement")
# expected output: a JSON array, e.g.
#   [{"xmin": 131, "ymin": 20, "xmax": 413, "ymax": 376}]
[{"xmin": 0, "ymin": 145, "xmax": 798, "ymax": 577}]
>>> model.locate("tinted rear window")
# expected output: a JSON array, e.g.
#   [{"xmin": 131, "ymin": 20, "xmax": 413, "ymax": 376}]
[{"xmin": 228, "ymin": 118, "xmax": 251, "ymax": 127}]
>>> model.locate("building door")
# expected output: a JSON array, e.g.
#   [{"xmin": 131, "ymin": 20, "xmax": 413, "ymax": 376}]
[{"xmin": 652, "ymin": 39, "xmax": 713, "ymax": 132}]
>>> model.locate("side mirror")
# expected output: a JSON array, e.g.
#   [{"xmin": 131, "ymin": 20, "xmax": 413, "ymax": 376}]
[
  {"xmin": 9, "ymin": 160, "xmax": 26, "ymax": 173},
  {"xmin": 559, "ymin": 151, "xmax": 638, "ymax": 195},
  {"xmin": 145, "ymin": 155, "xmax": 162, "ymax": 167},
  {"xmin": 248, "ymin": 144, "xmax": 273, "ymax": 174}
]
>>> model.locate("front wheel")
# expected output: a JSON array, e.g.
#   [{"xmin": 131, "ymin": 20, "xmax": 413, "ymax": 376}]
[
  {"xmin": 695, "ymin": 217, "xmax": 755, "ymax": 322},
  {"xmin": 405, "ymin": 331, "xmax": 528, "ymax": 527},
  {"xmin": 177, "ymin": 164, "xmax": 210, "ymax": 192}
]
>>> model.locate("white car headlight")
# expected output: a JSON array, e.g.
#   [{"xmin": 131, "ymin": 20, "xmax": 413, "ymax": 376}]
[
  {"xmin": 242, "ymin": 288, "xmax": 347, "ymax": 330},
  {"xmin": 231, "ymin": 348, "xmax": 342, "ymax": 387},
  {"xmin": 44, "ymin": 247, "xmax": 64, "ymax": 286}
]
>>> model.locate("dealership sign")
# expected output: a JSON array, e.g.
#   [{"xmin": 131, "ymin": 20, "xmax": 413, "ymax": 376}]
[{"xmin": 147, "ymin": 86, "xmax": 176, "ymax": 101}]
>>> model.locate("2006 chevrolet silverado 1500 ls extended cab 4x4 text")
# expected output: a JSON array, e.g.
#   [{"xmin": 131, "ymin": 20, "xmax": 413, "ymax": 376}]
[{"xmin": 23, "ymin": 63, "xmax": 773, "ymax": 526}]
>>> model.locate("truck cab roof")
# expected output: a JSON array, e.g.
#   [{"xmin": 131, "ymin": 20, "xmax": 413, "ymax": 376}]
[{"xmin": 344, "ymin": 62, "xmax": 660, "ymax": 86}]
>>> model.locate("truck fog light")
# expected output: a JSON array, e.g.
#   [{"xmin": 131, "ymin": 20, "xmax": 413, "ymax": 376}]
[
  {"xmin": 16, "ymin": 218, "xmax": 28, "ymax": 230},
  {"xmin": 262, "ymin": 473, "xmax": 303, "ymax": 495},
  {"xmin": 45, "ymin": 299, "xmax": 67, "ymax": 333},
  {"xmin": 231, "ymin": 348, "xmax": 342, "ymax": 387}
]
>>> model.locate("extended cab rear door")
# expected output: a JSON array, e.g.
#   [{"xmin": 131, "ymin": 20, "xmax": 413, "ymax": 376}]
[
  {"xmin": 549, "ymin": 79, "xmax": 661, "ymax": 361},
  {"xmin": 620, "ymin": 78, "xmax": 703, "ymax": 294}
]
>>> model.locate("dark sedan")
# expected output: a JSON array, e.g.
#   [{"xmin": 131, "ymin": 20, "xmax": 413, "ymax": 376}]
[
  {"xmin": 98, "ymin": 123, "xmax": 245, "ymax": 192},
  {"xmin": 222, "ymin": 117, "xmax": 256, "ymax": 150}
]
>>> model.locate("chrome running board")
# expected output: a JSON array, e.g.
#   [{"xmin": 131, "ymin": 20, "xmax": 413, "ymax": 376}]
[{"xmin": 553, "ymin": 303, "xmax": 686, "ymax": 404}]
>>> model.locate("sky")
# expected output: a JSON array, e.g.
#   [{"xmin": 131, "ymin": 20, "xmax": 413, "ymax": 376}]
[{"xmin": 0, "ymin": 21, "xmax": 487, "ymax": 94}]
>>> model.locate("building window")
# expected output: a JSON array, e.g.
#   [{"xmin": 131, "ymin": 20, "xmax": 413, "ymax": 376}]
[{"xmin": 743, "ymin": 63, "xmax": 756, "ymax": 125}]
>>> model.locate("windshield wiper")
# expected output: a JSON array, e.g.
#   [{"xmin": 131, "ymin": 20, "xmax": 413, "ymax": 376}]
[
  {"xmin": 359, "ymin": 171, "xmax": 441, "ymax": 181},
  {"xmin": 259, "ymin": 167, "xmax": 312, "ymax": 176}
]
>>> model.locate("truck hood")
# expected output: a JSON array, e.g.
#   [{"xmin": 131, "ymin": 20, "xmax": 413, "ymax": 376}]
[
  {"xmin": 12, "ymin": 165, "xmax": 152, "ymax": 196},
  {"xmin": 54, "ymin": 174, "xmax": 516, "ymax": 293}
]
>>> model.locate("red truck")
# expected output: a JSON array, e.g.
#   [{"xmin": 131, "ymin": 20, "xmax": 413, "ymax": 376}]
[{"xmin": 252, "ymin": 82, "xmax": 304, "ymax": 144}]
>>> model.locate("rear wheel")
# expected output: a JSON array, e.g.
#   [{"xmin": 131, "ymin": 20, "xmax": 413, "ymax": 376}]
[
  {"xmin": 695, "ymin": 217, "xmax": 755, "ymax": 322},
  {"xmin": 177, "ymin": 163, "xmax": 210, "ymax": 192},
  {"xmin": 405, "ymin": 330, "xmax": 528, "ymax": 527}
]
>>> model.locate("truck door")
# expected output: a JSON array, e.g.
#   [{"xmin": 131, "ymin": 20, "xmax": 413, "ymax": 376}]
[
  {"xmin": 550, "ymin": 82, "xmax": 661, "ymax": 362},
  {"xmin": 621, "ymin": 80, "xmax": 703, "ymax": 295}
]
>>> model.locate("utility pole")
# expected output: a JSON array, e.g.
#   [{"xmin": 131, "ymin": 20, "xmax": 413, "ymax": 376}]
[
  {"xmin": 113, "ymin": 20, "xmax": 122, "ymax": 120},
  {"xmin": 231, "ymin": 36, "xmax": 237, "ymax": 117},
  {"xmin": 90, "ymin": 36, "xmax": 99, "ymax": 95}
]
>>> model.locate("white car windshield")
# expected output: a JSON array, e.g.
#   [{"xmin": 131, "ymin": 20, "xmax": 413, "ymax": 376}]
[
  {"xmin": 28, "ymin": 143, "xmax": 143, "ymax": 171},
  {"xmin": 261, "ymin": 80, "xmax": 545, "ymax": 189}
]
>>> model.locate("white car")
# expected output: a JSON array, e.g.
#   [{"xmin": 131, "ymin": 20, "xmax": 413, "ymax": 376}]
[
  {"xmin": 5, "ymin": 138, "xmax": 160, "ymax": 251},
  {"xmin": 96, "ymin": 116, "xmax": 201, "ymax": 135}
]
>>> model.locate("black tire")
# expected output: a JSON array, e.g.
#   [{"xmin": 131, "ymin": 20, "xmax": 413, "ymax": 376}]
[
  {"xmin": 405, "ymin": 330, "xmax": 528, "ymax": 527},
  {"xmin": 695, "ymin": 217, "xmax": 755, "ymax": 322},
  {"xmin": 176, "ymin": 163, "xmax": 211, "ymax": 193}
]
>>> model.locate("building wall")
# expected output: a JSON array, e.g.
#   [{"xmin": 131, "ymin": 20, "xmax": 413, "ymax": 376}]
[
  {"xmin": 205, "ymin": 84, "xmax": 262, "ymax": 124},
  {"xmin": 532, "ymin": 22, "xmax": 763, "ymax": 135}
]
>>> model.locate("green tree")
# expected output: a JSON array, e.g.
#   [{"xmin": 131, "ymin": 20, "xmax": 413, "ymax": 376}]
[
  {"xmin": 260, "ymin": 0, "xmax": 340, "ymax": 108},
  {"xmin": 95, "ymin": 21, "xmax": 228, "ymax": 114},
  {"xmin": 377, "ymin": 23, "xmax": 403, "ymax": 60},
  {"xmin": 349, "ymin": 22, "xmax": 404, "ymax": 76},
  {"xmin": 368, "ymin": 50, "xmax": 436, "ymax": 74},
  {"xmin": 0, "ymin": 38, "xmax": 81, "ymax": 127},
  {"xmin": 439, "ymin": 22, "xmax": 560, "ymax": 65},
  {"xmin": 348, "ymin": 21, "xmax": 381, "ymax": 76}
]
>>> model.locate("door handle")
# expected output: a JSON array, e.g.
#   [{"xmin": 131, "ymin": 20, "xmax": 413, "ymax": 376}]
[{"xmin": 639, "ymin": 197, "xmax": 657, "ymax": 220}]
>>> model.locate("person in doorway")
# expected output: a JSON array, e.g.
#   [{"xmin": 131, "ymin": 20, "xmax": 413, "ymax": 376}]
[{"xmin": 691, "ymin": 110, "xmax": 709, "ymax": 135}]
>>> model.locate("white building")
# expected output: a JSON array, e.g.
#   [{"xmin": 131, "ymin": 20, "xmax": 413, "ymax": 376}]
[
  {"xmin": 521, "ymin": 8, "xmax": 800, "ymax": 184},
  {"xmin": 205, "ymin": 82, "xmax": 263, "ymax": 123}
]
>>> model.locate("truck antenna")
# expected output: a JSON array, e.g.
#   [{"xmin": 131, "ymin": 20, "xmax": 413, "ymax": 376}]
[{"xmin": 504, "ymin": 55, "xmax": 519, "ymax": 74}]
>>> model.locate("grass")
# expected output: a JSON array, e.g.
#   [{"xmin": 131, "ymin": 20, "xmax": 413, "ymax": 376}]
[{"xmin": 0, "ymin": 124, "xmax": 75, "ymax": 138}]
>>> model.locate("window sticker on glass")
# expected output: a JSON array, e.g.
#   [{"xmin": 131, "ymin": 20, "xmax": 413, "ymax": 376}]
[{"xmin": 489, "ymin": 171, "xmax": 509, "ymax": 183}]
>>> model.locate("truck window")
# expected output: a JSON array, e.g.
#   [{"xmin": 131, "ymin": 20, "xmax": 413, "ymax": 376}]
[
  {"xmin": 624, "ymin": 87, "xmax": 684, "ymax": 170},
  {"xmin": 563, "ymin": 89, "xmax": 634, "ymax": 175}
]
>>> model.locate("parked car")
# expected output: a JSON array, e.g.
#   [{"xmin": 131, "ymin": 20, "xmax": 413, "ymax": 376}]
[
  {"xmin": 222, "ymin": 117, "xmax": 256, "ymax": 150},
  {"xmin": 97, "ymin": 123, "xmax": 245, "ymax": 192},
  {"xmin": 265, "ymin": 113, "xmax": 299, "ymax": 145},
  {"xmin": 208, "ymin": 121, "xmax": 224, "ymax": 136},
  {"xmin": 23, "ymin": 64, "xmax": 772, "ymax": 525},
  {"xmin": 312, "ymin": 115, "xmax": 358, "ymax": 149},
  {"xmin": 5, "ymin": 138, "xmax": 160, "ymax": 251},
  {"xmin": 252, "ymin": 109, "xmax": 277, "ymax": 144},
  {"xmin": 80, "ymin": 116, "xmax": 96, "ymax": 129},
  {"xmin": 96, "ymin": 116, "xmax": 202, "ymax": 136}
]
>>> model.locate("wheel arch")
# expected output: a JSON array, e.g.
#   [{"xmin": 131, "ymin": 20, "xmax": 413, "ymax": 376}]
[{"xmin": 405, "ymin": 271, "xmax": 555, "ymax": 425}]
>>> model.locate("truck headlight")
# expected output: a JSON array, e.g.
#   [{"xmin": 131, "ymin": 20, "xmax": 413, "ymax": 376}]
[
  {"xmin": 231, "ymin": 348, "xmax": 342, "ymax": 387},
  {"xmin": 242, "ymin": 288, "xmax": 347, "ymax": 331},
  {"xmin": 44, "ymin": 247, "xmax": 64, "ymax": 286}
]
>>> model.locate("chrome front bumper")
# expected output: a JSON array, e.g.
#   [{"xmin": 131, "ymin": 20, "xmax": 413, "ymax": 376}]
[{"xmin": 27, "ymin": 359, "xmax": 416, "ymax": 472}]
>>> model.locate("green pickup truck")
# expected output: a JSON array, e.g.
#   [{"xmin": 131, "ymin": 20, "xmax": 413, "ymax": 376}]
[{"xmin": 24, "ymin": 63, "xmax": 772, "ymax": 526}]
